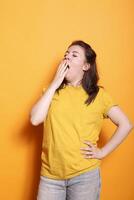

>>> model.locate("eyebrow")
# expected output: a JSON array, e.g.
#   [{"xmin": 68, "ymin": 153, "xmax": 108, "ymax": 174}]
[{"xmin": 65, "ymin": 50, "xmax": 80, "ymax": 54}]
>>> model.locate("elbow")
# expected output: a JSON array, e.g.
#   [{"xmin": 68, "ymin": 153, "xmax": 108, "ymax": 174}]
[
  {"xmin": 30, "ymin": 116, "xmax": 40, "ymax": 126},
  {"xmin": 29, "ymin": 109, "xmax": 45, "ymax": 126},
  {"xmin": 124, "ymin": 121, "xmax": 134, "ymax": 131},
  {"xmin": 30, "ymin": 109, "xmax": 41, "ymax": 126},
  {"xmin": 118, "ymin": 120, "xmax": 134, "ymax": 131},
  {"xmin": 128, "ymin": 123, "xmax": 134, "ymax": 131}
]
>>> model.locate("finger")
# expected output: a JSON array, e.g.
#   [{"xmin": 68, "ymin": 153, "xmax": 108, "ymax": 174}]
[
  {"xmin": 60, "ymin": 61, "xmax": 69, "ymax": 73},
  {"xmin": 57, "ymin": 60, "xmax": 64, "ymax": 70},
  {"xmin": 83, "ymin": 140, "xmax": 95, "ymax": 148},
  {"xmin": 82, "ymin": 151, "xmax": 93, "ymax": 155},
  {"xmin": 61, "ymin": 63, "xmax": 69, "ymax": 74},
  {"xmin": 62, "ymin": 67, "xmax": 69, "ymax": 76},
  {"xmin": 63, "ymin": 63, "xmax": 69, "ymax": 70},
  {"xmin": 57, "ymin": 60, "xmax": 68, "ymax": 73},
  {"xmin": 84, "ymin": 154, "xmax": 94, "ymax": 159},
  {"xmin": 60, "ymin": 67, "xmax": 69, "ymax": 80},
  {"xmin": 63, "ymin": 62, "xmax": 69, "ymax": 71},
  {"xmin": 80, "ymin": 147, "xmax": 92, "ymax": 151}
]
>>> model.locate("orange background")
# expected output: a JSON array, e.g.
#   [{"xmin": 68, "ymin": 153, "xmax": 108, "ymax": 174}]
[{"xmin": 0, "ymin": 0, "xmax": 134, "ymax": 199}]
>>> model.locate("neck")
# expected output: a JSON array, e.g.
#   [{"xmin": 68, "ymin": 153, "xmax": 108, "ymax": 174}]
[{"xmin": 66, "ymin": 79, "xmax": 82, "ymax": 87}]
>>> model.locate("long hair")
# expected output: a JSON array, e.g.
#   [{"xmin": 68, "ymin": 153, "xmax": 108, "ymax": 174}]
[{"xmin": 56, "ymin": 40, "xmax": 104, "ymax": 105}]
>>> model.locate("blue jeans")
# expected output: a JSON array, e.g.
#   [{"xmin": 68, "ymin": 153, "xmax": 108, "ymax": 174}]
[{"xmin": 37, "ymin": 167, "xmax": 101, "ymax": 200}]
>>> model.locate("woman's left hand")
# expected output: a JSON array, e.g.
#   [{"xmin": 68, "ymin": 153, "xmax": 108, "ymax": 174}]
[{"xmin": 80, "ymin": 140, "xmax": 105, "ymax": 160}]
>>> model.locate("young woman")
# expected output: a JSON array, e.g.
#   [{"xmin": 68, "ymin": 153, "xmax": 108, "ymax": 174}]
[{"xmin": 30, "ymin": 40, "xmax": 133, "ymax": 200}]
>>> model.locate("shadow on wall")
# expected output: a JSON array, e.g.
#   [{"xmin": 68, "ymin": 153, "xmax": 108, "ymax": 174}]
[
  {"xmin": 98, "ymin": 128, "xmax": 109, "ymax": 149},
  {"xmin": 12, "ymin": 120, "xmax": 44, "ymax": 200}
]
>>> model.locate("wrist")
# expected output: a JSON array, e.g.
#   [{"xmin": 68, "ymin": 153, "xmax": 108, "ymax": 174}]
[
  {"xmin": 49, "ymin": 82, "xmax": 57, "ymax": 91},
  {"xmin": 101, "ymin": 147, "xmax": 108, "ymax": 158}
]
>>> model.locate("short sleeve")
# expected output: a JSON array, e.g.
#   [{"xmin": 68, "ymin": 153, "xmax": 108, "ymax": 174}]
[{"xmin": 101, "ymin": 88, "xmax": 118, "ymax": 119}]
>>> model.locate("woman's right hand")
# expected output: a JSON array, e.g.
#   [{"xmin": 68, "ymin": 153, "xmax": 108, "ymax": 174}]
[{"xmin": 51, "ymin": 59, "xmax": 69, "ymax": 90}]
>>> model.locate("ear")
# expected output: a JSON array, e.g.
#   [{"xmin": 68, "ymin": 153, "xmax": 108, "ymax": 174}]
[{"xmin": 83, "ymin": 63, "xmax": 90, "ymax": 71}]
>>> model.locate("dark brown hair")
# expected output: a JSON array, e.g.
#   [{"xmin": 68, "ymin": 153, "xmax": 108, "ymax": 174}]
[{"xmin": 56, "ymin": 40, "xmax": 104, "ymax": 105}]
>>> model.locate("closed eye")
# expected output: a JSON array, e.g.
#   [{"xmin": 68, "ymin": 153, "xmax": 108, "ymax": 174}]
[{"xmin": 64, "ymin": 54, "xmax": 77, "ymax": 57}]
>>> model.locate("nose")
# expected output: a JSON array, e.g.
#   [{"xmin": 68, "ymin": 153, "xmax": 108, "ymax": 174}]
[{"xmin": 65, "ymin": 54, "xmax": 71, "ymax": 60}]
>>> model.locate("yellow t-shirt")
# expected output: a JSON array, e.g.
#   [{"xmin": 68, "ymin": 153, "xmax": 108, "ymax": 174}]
[{"xmin": 40, "ymin": 84, "xmax": 118, "ymax": 179}]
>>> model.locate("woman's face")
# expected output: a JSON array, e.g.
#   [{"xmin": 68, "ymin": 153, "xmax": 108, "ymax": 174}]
[{"xmin": 63, "ymin": 45, "xmax": 90, "ymax": 83}]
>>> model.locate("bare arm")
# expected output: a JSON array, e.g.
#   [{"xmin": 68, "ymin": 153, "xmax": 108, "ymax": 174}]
[
  {"xmin": 80, "ymin": 106, "xmax": 134, "ymax": 159},
  {"xmin": 30, "ymin": 83, "xmax": 57, "ymax": 126},
  {"xmin": 101, "ymin": 106, "xmax": 134, "ymax": 158},
  {"xmin": 30, "ymin": 59, "xmax": 70, "ymax": 126}
]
